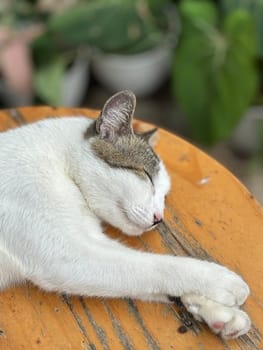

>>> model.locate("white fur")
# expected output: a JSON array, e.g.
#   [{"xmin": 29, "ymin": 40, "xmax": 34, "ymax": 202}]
[{"xmin": 0, "ymin": 117, "xmax": 250, "ymax": 338}]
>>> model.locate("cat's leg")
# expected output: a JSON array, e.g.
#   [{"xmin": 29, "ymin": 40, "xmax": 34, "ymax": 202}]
[
  {"xmin": 6, "ymin": 171, "xmax": 247, "ymax": 308},
  {"xmin": 25, "ymin": 233, "xmax": 249, "ymax": 307},
  {"xmin": 7, "ymin": 209, "xmax": 249, "ymax": 340},
  {"xmin": 0, "ymin": 247, "xmax": 24, "ymax": 290},
  {"xmin": 8, "ymin": 214, "xmax": 250, "ymax": 337},
  {"xmin": 181, "ymin": 293, "xmax": 251, "ymax": 339},
  {"xmin": 26, "ymin": 238, "xmax": 250, "ymax": 338},
  {"xmin": 3, "ymin": 176, "xmax": 249, "ymax": 337}
]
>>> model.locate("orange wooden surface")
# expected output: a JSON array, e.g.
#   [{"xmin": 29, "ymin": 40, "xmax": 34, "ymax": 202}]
[{"xmin": 0, "ymin": 107, "xmax": 262, "ymax": 350}]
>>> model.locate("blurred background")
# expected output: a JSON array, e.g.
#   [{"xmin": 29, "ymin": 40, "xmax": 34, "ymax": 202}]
[{"xmin": 0, "ymin": 0, "xmax": 262, "ymax": 203}]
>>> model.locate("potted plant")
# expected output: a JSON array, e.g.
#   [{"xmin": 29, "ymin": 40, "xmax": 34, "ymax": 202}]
[
  {"xmin": 89, "ymin": 0, "xmax": 180, "ymax": 96},
  {"xmin": 0, "ymin": 1, "xmax": 44, "ymax": 106},
  {"xmin": 0, "ymin": 0, "xmax": 90, "ymax": 107},
  {"xmin": 172, "ymin": 0, "xmax": 258, "ymax": 146},
  {"xmin": 220, "ymin": 0, "xmax": 263, "ymax": 156},
  {"xmin": 31, "ymin": 0, "xmax": 91, "ymax": 107},
  {"xmin": 35, "ymin": 0, "xmax": 180, "ymax": 98}
]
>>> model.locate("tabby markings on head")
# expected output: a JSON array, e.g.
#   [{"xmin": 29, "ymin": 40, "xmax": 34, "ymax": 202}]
[{"xmin": 85, "ymin": 90, "xmax": 160, "ymax": 181}]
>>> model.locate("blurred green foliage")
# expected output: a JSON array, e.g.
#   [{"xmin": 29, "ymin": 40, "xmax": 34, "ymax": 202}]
[
  {"xmin": 221, "ymin": 0, "xmax": 263, "ymax": 58},
  {"xmin": 0, "ymin": 0, "xmax": 51, "ymax": 32},
  {"xmin": 173, "ymin": 0, "xmax": 258, "ymax": 145},
  {"xmin": 1, "ymin": 0, "xmax": 177, "ymax": 105},
  {"xmin": 32, "ymin": 0, "xmax": 175, "ymax": 62},
  {"xmin": 1, "ymin": 0, "xmax": 262, "ymax": 148},
  {"xmin": 31, "ymin": 0, "xmax": 177, "ymax": 105},
  {"xmin": 34, "ymin": 57, "xmax": 66, "ymax": 106}
]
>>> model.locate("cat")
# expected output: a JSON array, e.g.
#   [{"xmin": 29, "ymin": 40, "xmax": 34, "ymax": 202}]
[{"xmin": 0, "ymin": 90, "xmax": 251, "ymax": 339}]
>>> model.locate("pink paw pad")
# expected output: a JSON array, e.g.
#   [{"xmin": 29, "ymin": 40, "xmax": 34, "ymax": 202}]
[
  {"xmin": 226, "ymin": 330, "xmax": 239, "ymax": 337},
  {"xmin": 212, "ymin": 321, "xmax": 225, "ymax": 330}
]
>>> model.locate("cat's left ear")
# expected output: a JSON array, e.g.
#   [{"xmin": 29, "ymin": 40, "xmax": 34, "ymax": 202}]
[{"xmin": 96, "ymin": 90, "xmax": 136, "ymax": 142}]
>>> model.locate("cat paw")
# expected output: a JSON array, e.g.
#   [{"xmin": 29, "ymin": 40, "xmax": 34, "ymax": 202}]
[
  {"xmin": 181, "ymin": 293, "xmax": 251, "ymax": 339},
  {"xmin": 200, "ymin": 262, "xmax": 250, "ymax": 307}
]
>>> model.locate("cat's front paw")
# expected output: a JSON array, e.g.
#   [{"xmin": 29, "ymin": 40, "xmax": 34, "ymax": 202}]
[
  {"xmin": 181, "ymin": 293, "xmax": 251, "ymax": 339},
  {"xmin": 201, "ymin": 262, "xmax": 250, "ymax": 307}
]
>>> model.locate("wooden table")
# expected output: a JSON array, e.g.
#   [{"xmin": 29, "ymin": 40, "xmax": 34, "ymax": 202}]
[{"xmin": 0, "ymin": 107, "xmax": 262, "ymax": 350}]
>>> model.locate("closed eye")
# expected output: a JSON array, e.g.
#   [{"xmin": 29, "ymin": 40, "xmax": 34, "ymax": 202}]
[
  {"xmin": 144, "ymin": 170, "xmax": 154, "ymax": 186},
  {"xmin": 120, "ymin": 165, "xmax": 154, "ymax": 187}
]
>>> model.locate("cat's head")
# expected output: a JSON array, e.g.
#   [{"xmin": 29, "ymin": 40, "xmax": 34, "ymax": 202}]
[{"xmin": 85, "ymin": 90, "xmax": 170, "ymax": 236}]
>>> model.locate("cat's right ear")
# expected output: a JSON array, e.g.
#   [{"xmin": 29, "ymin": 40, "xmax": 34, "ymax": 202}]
[
  {"xmin": 138, "ymin": 128, "xmax": 158, "ymax": 147},
  {"xmin": 95, "ymin": 90, "xmax": 136, "ymax": 143}
]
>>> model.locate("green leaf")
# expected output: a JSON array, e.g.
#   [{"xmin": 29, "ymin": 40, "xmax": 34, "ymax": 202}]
[
  {"xmin": 38, "ymin": 0, "xmax": 167, "ymax": 54},
  {"xmin": 221, "ymin": 0, "xmax": 263, "ymax": 58},
  {"xmin": 179, "ymin": 0, "xmax": 217, "ymax": 26},
  {"xmin": 173, "ymin": 2, "xmax": 258, "ymax": 145},
  {"xmin": 34, "ymin": 58, "xmax": 65, "ymax": 106},
  {"xmin": 210, "ymin": 11, "xmax": 258, "ymax": 141}
]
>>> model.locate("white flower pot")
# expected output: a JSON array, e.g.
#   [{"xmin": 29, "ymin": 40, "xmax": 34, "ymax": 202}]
[
  {"xmin": 91, "ymin": 44, "xmax": 173, "ymax": 97},
  {"xmin": 61, "ymin": 55, "xmax": 90, "ymax": 107},
  {"xmin": 231, "ymin": 106, "xmax": 263, "ymax": 156}
]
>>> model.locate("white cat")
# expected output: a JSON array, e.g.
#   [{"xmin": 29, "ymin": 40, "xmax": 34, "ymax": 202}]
[{"xmin": 0, "ymin": 91, "xmax": 250, "ymax": 339}]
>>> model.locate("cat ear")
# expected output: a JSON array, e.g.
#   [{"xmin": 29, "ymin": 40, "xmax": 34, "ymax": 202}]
[
  {"xmin": 96, "ymin": 90, "xmax": 136, "ymax": 142},
  {"xmin": 138, "ymin": 128, "xmax": 158, "ymax": 147}
]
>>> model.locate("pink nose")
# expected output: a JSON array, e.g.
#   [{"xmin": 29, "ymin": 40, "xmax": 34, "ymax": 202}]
[{"xmin": 153, "ymin": 213, "xmax": 163, "ymax": 225}]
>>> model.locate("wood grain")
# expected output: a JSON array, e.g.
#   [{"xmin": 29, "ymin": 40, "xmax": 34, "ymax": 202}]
[{"xmin": 0, "ymin": 107, "xmax": 262, "ymax": 350}]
